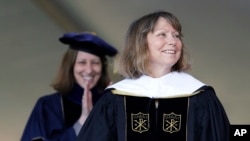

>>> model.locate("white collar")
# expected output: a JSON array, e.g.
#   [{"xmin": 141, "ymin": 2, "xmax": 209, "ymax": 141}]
[{"xmin": 107, "ymin": 72, "xmax": 206, "ymax": 98}]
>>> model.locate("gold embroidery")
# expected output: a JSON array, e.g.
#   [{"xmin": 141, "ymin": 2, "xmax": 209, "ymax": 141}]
[
  {"xmin": 131, "ymin": 112, "xmax": 150, "ymax": 133},
  {"xmin": 163, "ymin": 112, "xmax": 181, "ymax": 133}
]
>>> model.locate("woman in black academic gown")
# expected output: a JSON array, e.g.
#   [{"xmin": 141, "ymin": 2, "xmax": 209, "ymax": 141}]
[
  {"xmin": 21, "ymin": 32, "xmax": 118, "ymax": 141},
  {"xmin": 76, "ymin": 11, "xmax": 230, "ymax": 141}
]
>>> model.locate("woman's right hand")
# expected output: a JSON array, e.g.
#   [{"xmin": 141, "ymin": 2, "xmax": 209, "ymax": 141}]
[{"xmin": 78, "ymin": 80, "xmax": 93, "ymax": 125}]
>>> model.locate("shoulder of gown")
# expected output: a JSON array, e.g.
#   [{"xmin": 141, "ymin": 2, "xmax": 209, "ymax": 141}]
[
  {"xmin": 21, "ymin": 93, "xmax": 76, "ymax": 141},
  {"xmin": 188, "ymin": 85, "xmax": 230, "ymax": 141}
]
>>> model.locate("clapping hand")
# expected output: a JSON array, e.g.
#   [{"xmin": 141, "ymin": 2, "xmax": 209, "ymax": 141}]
[{"xmin": 78, "ymin": 80, "xmax": 93, "ymax": 125}]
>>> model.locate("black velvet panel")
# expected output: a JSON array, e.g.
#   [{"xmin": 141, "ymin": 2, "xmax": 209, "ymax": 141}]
[
  {"xmin": 62, "ymin": 95, "xmax": 81, "ymax": 128},
  {"xmin": 126, "ymin": 96, "xmax": 188, "ymax": 141}
]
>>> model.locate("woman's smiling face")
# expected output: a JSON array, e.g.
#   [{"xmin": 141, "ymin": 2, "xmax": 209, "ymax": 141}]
[
  {"xmin": 147, "ymin": 17, "xmax": 182, "ymax": 76},
  {"xmin": 73, "ymin": 51, "xmax": 102, "ymax": 89}
]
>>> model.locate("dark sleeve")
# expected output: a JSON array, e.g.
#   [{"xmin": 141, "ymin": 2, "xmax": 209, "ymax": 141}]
[
  {"xmin": 188, "ymin": 86, "xmax": 230, "ymax": 141},
  {"xmin": 20, "ymin": 94, "xmax": 77, "ymax": 141},
  {"xmin": 76, "ymin": 91, "xmax": 118, "ymax": 141}
]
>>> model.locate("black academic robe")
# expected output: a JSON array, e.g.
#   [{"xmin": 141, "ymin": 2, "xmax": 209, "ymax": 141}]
[
  {"xmin": 76, "ymin": 86, "xmax": 230, "ymax": 141},
  {"xmin": 21, "ymin": 84, "xmax": 102, "ymax": 141}
]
